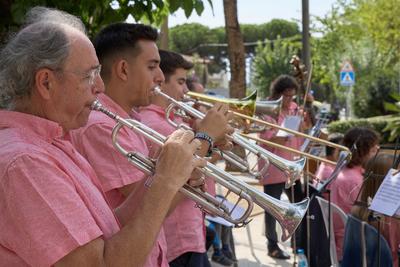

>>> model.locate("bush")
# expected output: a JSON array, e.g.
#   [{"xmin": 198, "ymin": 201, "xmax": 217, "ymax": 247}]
[
  {"xmin": 327, "ymin": 115, "xmax": 400, "ymax": 144},
  {"xmin": 251, "ymin": 36, "xmax": 301, "ymax": 98}
]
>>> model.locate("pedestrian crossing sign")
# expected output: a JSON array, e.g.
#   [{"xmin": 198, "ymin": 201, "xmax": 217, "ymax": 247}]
[{"xmin": 340, "ymin": 61, "xmax": 355, "ymax": 86}]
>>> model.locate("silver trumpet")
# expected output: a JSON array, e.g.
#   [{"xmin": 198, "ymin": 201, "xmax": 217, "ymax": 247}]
[
  {"xmin": 91, "ymin": 100, "xmax": 310, "ymax": 241},
  {"xmin": 157, "ymin": 87, "xmax": 306, "ymax": 188},
  {"xmin": 165, "ymin": 102, "xmax": 268, "ymax": 179}
]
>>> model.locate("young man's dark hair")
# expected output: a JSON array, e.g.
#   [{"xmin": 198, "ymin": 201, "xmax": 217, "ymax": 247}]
[
  {"xmin": 269, "ymin": 74, "xmax": 299, "ymax": 99},
  {"xmin": 343, "ymin": 127, "xmax": 379, "ymax": 168},
  {"xmin": 159, "ymin": 50, "xmax": 193, "ymax": 82},
  {"xmin": 93, "ymin": 22, "xmax": 158, "ymax": 82},
  {"xmin": 326, "ymin": 133, "xmax": 344, "ymax": 157}
]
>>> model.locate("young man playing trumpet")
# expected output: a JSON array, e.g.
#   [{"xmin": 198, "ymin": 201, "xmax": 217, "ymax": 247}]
[
  {"xmin": 140, "ymin": 50, "xmax": 215, "ymax": 267},
  {"xmin": 68, "ymin": 23, "xmax": 232, "ymax": 266}
]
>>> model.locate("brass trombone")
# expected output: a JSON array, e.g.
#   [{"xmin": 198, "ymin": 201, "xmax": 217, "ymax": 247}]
[
  {"xmin": 241, "ymin": 134, "xmax": 350, "ymax": 166},
  {"xmin": 187, "ymin": 90, "xmax": 282, "ymax": 118},
  {"xmin": 184, "ymin": 91, "xmax": 352, "ymax": 163},
  {"xmin": 91, "ymin": 99, "xmax": 310, "ymax": 241}
]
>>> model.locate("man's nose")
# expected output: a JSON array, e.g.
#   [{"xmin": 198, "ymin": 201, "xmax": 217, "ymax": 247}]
[{"xmin": 92, "ymin": 75, "xmax": 105, "ymax": 95}]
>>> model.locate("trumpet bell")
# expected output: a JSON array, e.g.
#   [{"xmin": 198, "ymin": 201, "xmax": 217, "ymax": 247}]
[
  {"xmin": 280, "ymin": 198, "xmax": 310, "ymax": 242},
  {"xmin": 187, "ymin": 90, "xmax": 283, "ymax": 118},
  {"xmin": 187, "ymin": 90, "xmax": 257, "ymax": 116},
  {"xmin": 284, "ymin": 157, "xmax": 307, "ymax": 189},
  {"xmin": 255, "ymin": 97, "xmax": 282, "ymax": 117}
]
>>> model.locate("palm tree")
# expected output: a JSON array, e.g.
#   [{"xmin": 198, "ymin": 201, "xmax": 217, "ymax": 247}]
[
  {"xmin": 223, "ymin": 0, "xmax": 246, "ymax": 98},
  {"xmin": 223, "ymin": 0, "xmax": 246, "ymax": 174}
]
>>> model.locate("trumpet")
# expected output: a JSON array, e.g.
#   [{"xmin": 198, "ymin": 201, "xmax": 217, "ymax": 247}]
[
  {"xmin": 156, "ymin": 87, "xmax": 306, "ymax": 188},
  {"xmin": 91, "ymin": 100, "xmax": 310, "ymax": 241}
]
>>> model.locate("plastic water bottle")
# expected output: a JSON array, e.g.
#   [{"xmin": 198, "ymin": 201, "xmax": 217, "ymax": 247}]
[{"xmin": 297, "ymin": 249, "xmax": 309, "ymax": 267}]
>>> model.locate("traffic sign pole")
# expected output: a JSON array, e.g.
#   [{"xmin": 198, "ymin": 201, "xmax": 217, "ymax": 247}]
[
  {"xmin": 346, "ymin": 86, "xmax": 353, "ymax": 119},
  {"xmin": 340, "ymin": 60, "xmax": 355, "ymax": 119}
]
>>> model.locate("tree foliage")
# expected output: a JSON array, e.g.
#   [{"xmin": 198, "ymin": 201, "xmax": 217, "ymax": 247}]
[
  {"xmin": 249, "ymin": 0, "xmax": 399, "ymax": 119},
  {"xmin": 0, "ymin": 0, "xmax": 212, "ymax": 39},
  {"xmin": 352, "ymin": 0, "xmax": 400, "ymax": 65},
  {"xmin": 168, "ymin": 19, "xmax": 300, "ymax": 75},
  {"xmin": 310, "ymin": 0, "xmax": 400, "ymax": 118}
]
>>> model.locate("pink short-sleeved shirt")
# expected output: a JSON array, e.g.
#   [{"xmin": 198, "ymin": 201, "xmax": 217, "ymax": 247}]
[
  {"xmin": 315, "ymin": 162, "xmax": 335, "ymax": 182},
  {"xmin": 0, "ymin": 111, "xmax": 120, "ymax": 267},
  {"xmin": 69, "ymin": 94, "xmax": 168, "ymax": 267},
  {"xmin": 140, "ymin": 104, "xmax": 206, "ymax": 262},
  {"xmin": 258, "ymin": 102, "xmax": 303, "ymax": 185},
  {"xmin": 330, "ymin": 165, "xmax": 364, "ymax": 260}
]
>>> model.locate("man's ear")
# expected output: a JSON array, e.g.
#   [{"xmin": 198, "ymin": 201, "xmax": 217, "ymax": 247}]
[
  {"xmin": 35, "ymin": 68, "xmax": 53, "ymax": 100},
  {"xmin": 115, "ymin": 59, "xmax": 129, "ymax": 82}
]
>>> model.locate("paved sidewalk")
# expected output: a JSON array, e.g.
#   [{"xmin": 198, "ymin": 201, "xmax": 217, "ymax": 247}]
[{"xmin": 207, "ymin": 157, "xmax": 302, "ymax": 267}]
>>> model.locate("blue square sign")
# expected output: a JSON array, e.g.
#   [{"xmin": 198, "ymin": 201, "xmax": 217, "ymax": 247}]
[{"xmin": 340, "ymin": 71, "xmax": 355, "ymax": 86}]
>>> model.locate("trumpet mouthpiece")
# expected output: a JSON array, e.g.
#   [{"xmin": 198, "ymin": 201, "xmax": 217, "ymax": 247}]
[
  {"xmin": 91, "ymin": 99, "xmax": 102, "ymax": 111},
  {"xmin": 153, "ymin": 86, "xmax": 161, "ymax": 94},
  {"xmin": 90, "ymin": 99, "xmax": 117, "ymax": 120}
]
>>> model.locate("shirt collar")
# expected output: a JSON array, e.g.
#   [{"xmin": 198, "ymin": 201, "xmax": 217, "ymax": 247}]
[
  {"xmin": 0, "ymin": 110, "xmax": 63, "ymax": 140},
  {"xmin": 344, "ymin": 165, "xmax": 365, "ymax": 174},
  {"xmin": 97, "ymin": 93, "xmax": 130, "ymax": 119},
  {"xmin": 140, "ymin": 104, "xmax": 174, "ymax": 120},
  {"xmin": 129, "ymin": 108, "xmax": 142, "ymax": 121}
]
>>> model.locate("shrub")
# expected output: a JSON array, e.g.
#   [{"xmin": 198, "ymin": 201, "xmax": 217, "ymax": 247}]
[{"xmin": 327, "ymin": 115, "xmax": 400, "ymax": 144}]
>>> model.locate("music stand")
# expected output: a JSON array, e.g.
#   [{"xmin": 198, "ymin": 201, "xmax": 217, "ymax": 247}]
[
  {"xmin": 304, "ymin": 151, "xmax": 350, "ymax": 266},
  {"xmin": 353, "ymin": 137, "xmax": 400, "ymax": 267}
]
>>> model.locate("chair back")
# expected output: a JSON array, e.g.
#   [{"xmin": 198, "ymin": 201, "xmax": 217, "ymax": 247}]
[
  {"xmin": 316, "ymin": 196, "xmax": 348, "ymax": 266},
  {"xmin": 341, "ymin": 214, "xmax": 393, "ymax": 267}
]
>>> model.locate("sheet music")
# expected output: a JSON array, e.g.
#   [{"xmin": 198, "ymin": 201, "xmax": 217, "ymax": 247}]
[
  {"xmin": 276, "ymin": 115, "xmax": 301, "ymax": 137},
  {"xmin": 205, "ymin": 196, "xmax": 246, "ymax": 227},
  {"xmin": 370, "ymin": 169, "xmax": 400, "ymax": 216},
  {"xmin": 206, "ymin": 215, "xmax": 234, "ymax": 227}
]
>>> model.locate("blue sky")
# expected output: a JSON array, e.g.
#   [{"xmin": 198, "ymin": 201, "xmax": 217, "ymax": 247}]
[{"xmin": 169, "ymin": 0, "xmax": 339, "ymax": 28}]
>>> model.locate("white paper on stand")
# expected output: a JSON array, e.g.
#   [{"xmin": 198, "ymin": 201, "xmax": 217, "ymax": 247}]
[
  {"xmin": 276, "ymin": 115, "xmax": 301, "ymax": 137},
  {"xmin": 206, "ymin": 196, "xmax": 246, "ymax": 227},
  {"xmin": 369, "ymin": 169, "xmax": 400, "ymax": 216}
]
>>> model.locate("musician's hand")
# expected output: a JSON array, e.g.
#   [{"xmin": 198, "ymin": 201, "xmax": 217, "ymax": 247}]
[
  {"xmin": 299, "ymin": 108, "xmax": 312, "ymax": 132},
  {"xmin": 185, "ymin": 104, "xmax": 209, "ymax": 128},
  {"xmin": 215, "ymin": 141, "xmax": 233, "ymax": 151},
  {"xmin": 188, "ymin": 168, "xmax": 207, "ymax": 191},
  {"xmin": 193, "ymin": 103, "xmax": 208, "ymax": 114},
  {"xmin": 209, "ymin": 150, "xmax": 223, "ymax": 163},
  {"xmin": 194, "ymin": 103, "xmax": 234, "ymax": 144},
  {"xmin": 155, "ymin": 129, "xmax": 206, "ymax": 191}
]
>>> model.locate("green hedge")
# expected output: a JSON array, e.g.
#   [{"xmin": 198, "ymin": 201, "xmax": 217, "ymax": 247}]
[{"xmin": 327, "ymin": 115, "xmax": 400, "ymax": 144}]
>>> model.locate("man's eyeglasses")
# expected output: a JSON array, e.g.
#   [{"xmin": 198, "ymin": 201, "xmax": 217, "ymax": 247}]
[{"xmin": 54, "ymin": 65, "xmax": 102, "ymax": 86}]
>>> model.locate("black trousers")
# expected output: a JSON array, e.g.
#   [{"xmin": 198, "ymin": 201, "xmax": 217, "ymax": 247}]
[
  {"xmin": 263, "ymin": 181, "xmax": 304, "ymax": 250},
  {"xmin": 169, "ymin": 252, "xmax": 211, "ymax": 267},
  {"xmin": 205, "ymin": 225, "xmax": 216, "ymax": 251}
]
